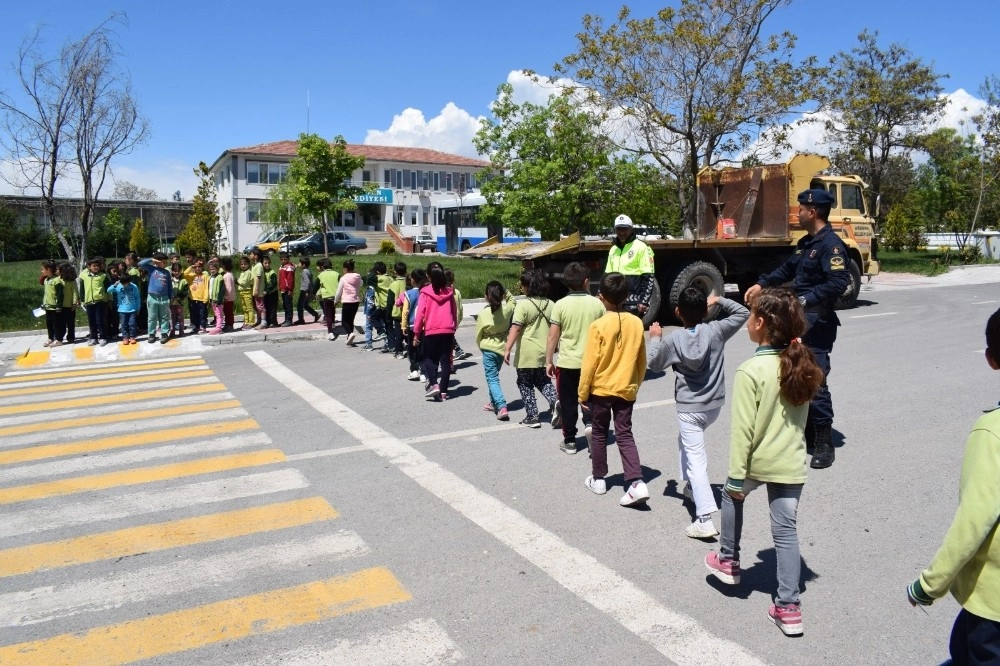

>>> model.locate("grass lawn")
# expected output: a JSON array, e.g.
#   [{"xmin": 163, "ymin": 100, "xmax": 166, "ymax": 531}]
[
  {"xmin": 877, "ymin": 249, "xmax": 1000, "ymax": 276},
  {"xmin": 0, "ymin": 255, "xmax": 525, "ymax": 334}
]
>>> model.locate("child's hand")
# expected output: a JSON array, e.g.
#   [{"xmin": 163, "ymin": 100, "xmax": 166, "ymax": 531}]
[
  {"xmin": 649, "ymin": 322, "xmax": 662, "ymax": 338},
  {"xmin": 707, "ymin": 295, "xmax": 720, "ymax": 307},
  {"xmin": 545, "ymin": 362, "xmax": 557, "ymax": 378},
  {"xmin": 503, "ymin": 349, "xmax": 512, "ymax": 366},
  {"xmin": 726, "ymin": 489, "xmax": 745, "ymax": 501}
]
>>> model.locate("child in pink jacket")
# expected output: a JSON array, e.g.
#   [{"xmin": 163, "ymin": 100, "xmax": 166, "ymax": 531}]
[{"xmin": 412, "ymin": 267, "xmax": 457, "ymax": 401}]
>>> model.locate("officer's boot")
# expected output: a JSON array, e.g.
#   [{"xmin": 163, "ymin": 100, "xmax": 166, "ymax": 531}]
[{"xmin": 809, "ymin": 424, "xmax": 835, "ymax": 469}]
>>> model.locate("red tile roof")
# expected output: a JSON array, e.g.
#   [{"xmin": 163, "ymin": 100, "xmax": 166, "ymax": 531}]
[{"xmin": 225, "ymin": 140, "xmax": 490, "ymax": 168}]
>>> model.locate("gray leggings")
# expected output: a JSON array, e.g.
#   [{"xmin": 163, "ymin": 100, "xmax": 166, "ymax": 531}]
[{"xmin": 720, "ymin": 479, "xmax": 803, "ymax": 606}]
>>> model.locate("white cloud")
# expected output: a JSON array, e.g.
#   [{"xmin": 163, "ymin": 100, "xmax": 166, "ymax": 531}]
[
  {"xmin": 934, "ymin": 88, "xmax": 988, "ymax": 135},
  {"xmin": 363, "ymin": 102, "xmax": 485, "ymax": 158}
]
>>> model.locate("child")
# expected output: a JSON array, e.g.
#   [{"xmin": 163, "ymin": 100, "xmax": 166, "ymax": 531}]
[
  {"xmin": 477, "ymin": 280, "xmax": 515, "ymax": 420},
  {"xmin": 249, "ymin": 249, "xmax": 267, "ymax": 329},
  {"xmin": 188, "ymin": 261, "xmax": 209, "ymax": 334},
  {"xmin": 412, "ymin": 266, "xmax": 457, "ymax": 401},
  {"xmin": 578, "ymin": 272, "xmax": 649, "ymax": 507},
  {"xmin": 385, "ymin": 261, "xmax": 408, "ymax": 356},
  {"xmin": 206, "ymin": 260, "xmax": 226, "ymax": 335},
  {"xmin": 335, "ymin": 258, "xmax": 363, "ymax": 345},
  {"xmin": 503, "ymin": 269, "xmax": 558, "ymax": 428},
  {"xmin": 647, "ymin": 287, "xmax": 749, "ymax": 538},
  {"xmin": 401, "ymin": 269, "xmax": 427, "ymax": 381},
  {"xmin": 125, "ymin": 252, "xmax": 147, "ymax": 334},
  {"xmin": 545, "ymin": 262, "xmax": 605, "ymax": 453},
  {"xmin": 278, "ymin": 252, "xmax": 296, "ymax": 326},
  {"xmin": 315, "ymin": 258, "xmax": 341, "ymax": 340},
  {"xmin": 108, "ymin": 272, "xmax": 141, "ymax": 344},
  {"xmin": 40, "ymin": 260, "xmax": 65, "ymax": 347},
  {"xmin": 237, "ymin": 255, "xmax": 256, "ymax": 329},
  {"xmin": 906, "ymin": 307, "xmax": 1000, "ymax": 662},
  {"xmin": 105, "ymin": 262, "xmax": 123, "ymax": 342},
  {"xmin": 262, "ymin": 255, "xmax": 279, "ymax": 327},
  {"xmin": 58, "ymin": 262, "xmax": 79, "ymax": 344},
  {"xmin": 169, "ymin": 263, "xmax": 189, "ymax": 337},
  {"xmin": 704, "ymin": 287, "xmax": 823, "ymax": 637},
  {"xmin": 446, "ymin": 268, "xmax": 472, "ymax": 361},
  {"xmin": 183, "ymin": 255, "xmax": 201, "ymax": 331},
  {"xmin": 295, "ymin": 257, "xmax": 320, "ymax": 325},
  {"xmin": 81, "ymin": 256, "xmax": 109, "ymax": 347},
  {"xmin": 139, "ymin": 251, "xmax": 173, "ymax": 343},
  {"xmin": 220, "ymin": 256, "xmax": 237, "ymax": 331},
  {"xmin": 362, "ymin": 262, "xmax": 389, "ymax": 350}
]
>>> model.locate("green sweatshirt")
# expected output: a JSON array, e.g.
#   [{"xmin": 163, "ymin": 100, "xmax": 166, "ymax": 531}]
[
  {"xmin": 476, "ymin": 299, "xmax": 515, "ymax": 355},
  {"xmin": 62, "ymin": 278, "xmax": 79, "ymax": 308},
  {"xmin": 263, "ymin": 268, "xmax": 278, "ymax": 295},
  {"xmin": 236, "ymin": 269, "xmax": 254, "ymax": 293},
  {"xmin": 917, "ymin": 407, "xmax": 1000, "ymax": 621},
  {"xmin": 375, "ymin": 274, "xmax": 392, "ymax": 308},
  {"xmin": 316, "ymin": 269, "xmax": 340, "ymax": 300},
  {"xmin": 81, "ymin": 271, "xmax": 109, "ymax": 305},
  {"xmin": 388, "ymin": 276, "xmax": 407, "ymax": 318},
  {"xmin": 727, "ymin": 347, "xmax": 809, "ymax": 487},
  {"xmin": 42, "ymin": 276, "xmax": 64, "ymax": 311}
]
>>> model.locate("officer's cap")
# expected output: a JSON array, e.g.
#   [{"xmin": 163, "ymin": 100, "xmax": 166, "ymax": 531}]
[
  {"xmin": 614, "ymin": 214, "xmax": 633, "ymax": 228},
  {"xmin": 797, "ymin": 189, "xmax": 834, "ymax": 206}
]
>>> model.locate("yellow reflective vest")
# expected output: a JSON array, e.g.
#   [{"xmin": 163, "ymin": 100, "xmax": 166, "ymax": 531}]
[{"xmin": 605, "ymin": 238, "xmax": 654, "ymax": 276}]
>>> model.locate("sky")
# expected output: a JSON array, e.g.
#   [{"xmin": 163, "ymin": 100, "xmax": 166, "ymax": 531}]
[{"xmin": 0, "ymin": 0, "xmax": 996, "ymax": 200}]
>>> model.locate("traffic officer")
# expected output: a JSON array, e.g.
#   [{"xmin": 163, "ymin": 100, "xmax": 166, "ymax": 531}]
[
  {"xmin": 743, "ymin": 189, "xmax": 850, "ymax": 469},
  {"xmin": 605, "ymin": 214, "xmax": 655, "ymax": 319}
]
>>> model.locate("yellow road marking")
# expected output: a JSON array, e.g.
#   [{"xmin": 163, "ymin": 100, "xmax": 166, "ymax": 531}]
[
  {"xmin": 0, "ymin": 449, "xmax": 286, "ymax": 504},
  {"xmin": 0, "ymin": 369, "xmax": 214, "ymax": 397},
  {"xmin": 0, "ymin": 382, "xmax": 226, "ymax": 415},
  {"xmin": 0, "ymin": 418, "xmax": 259, "ymax": 465},
  {"xmin": 0, "ymin": 399, "xmax": 241, "ymax": 437},
  {"xmin": 119, "ymin": 341, "xmax": 138, "ymax": 358},
  {"xmin": 14, "ymin": 351, "xmax": 49, "ymax": 368},
  {"xmin": 0, "ymin": 497, "xmax": 338, "ymax": 577},
  {"xmin": 0, "ymin": 358, "xmax": 205, "ymax": 383},
  {"xmin": 0, "ymin": 567, "xmax": 410, "ymax": 665},
  {"xmin": 72, "ymin": 346, "xmax": 94, "ymax": 361}
]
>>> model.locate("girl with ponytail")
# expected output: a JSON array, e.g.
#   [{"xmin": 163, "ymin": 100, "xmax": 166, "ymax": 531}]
[{"xmin": 704, "ymin": 287, "xmax": 823, "ymax": 637}]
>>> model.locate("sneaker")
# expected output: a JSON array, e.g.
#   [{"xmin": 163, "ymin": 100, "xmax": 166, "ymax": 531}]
[
  {"xmin": 373, "ymin": 332, "xmax": 385, "ymax": 342},
  {"xmin": 88, "ymin": 339, "xmax": 98, "ymax": 346},
  {"xmin": 497, "ymin": 407, "xmax": 510, "ymax": 421},
  {"xmin": 43, "ymin": 340, "xmax": 53, "ymax": 348},
  {"xmin": 50, "ymin": 340, "xmax": 62, "ymax": 347},
  {"xmin": 280, "ymin": 322, "xmax": 292, "ymax": 328},
  {"xmin": 425, "ymin": 383, "xmax": 440, "ymax": 399},
  {"xmin": 682, "ymin": 482, "xmax": 693, "ymax": 501},
  {"xmin": 362, "ymin": 343, "xmax": 374, "ymax": 351},
  {"xmin": 560, "ymin": 439, "xmax": 577, "ymax": 455},
  {"xmin": 769, "ymin": 603, "xmax": 803, "ymax": 636},
  {"xmin": 294, "ymin": 320, "xmax": 306, "ymax": 325},
  {"xmin": 148, "ymin": 336, "xmax": 158, "ymax": 343},
  {"xmin": 408, "ymin": 370, "xmax": 421, "ymax": 381},
  {"xmin": 520, "ymin": 416, "xmax": 541, "ymax": 429},
  {"xmin": 314, "ymin": 313, "xmax": 321, "ymax": 323},
  {"xmin": 619, "ymin": 480, "xmax": 650, "ymax": 507},
  {"xmin": 99, "ymin": 339, "xmax": 108, "ymax": 347},
  {"xmin": 704, "ymin": 551, "xmax": 741, "ymax": 585},
  {"xmin": 161, "ymin": 336, "xmax": 169, "ymax": 344},
  {"xmin": 380, "ymin": 347, "xmax": 393, "ymax": 354},
  {"xmin": 585, "ymin": 475, "xmax": 607, "ymax": 495},
  {"xmin": 328, "ymin": 333, "xmax": 336, "ymax": 341},
  {"xmin": 550, "ymin": 402, "xmax": 562, "ymax": 429},
  {"xmin": 456, "ymin": 350, "xmax": 473, "ymax": 360},
  {"xmin": 439, "ymin": 393, "xmax": 448, "ymax": 401},
  {"xmin": 419, "ymin": 373, "xmax": 427, "ymax": 384},
  {"xmin": 685, "ymin": 518, "xmax": 720, "ymax": 539},
  {"xmin": 483, "ymin": 403, "xmax": 496, "ymax": 413},
  {"xmin": 345, "ymin": 332, "xmax": 356, "ymax": 346},
  {"xmin": 130, "ymin": 338, "xmax": 138, "ymax": 345}
]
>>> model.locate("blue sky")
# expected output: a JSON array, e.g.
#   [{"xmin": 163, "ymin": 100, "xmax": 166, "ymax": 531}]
[{"xmin": 1, "ymin": 0, "xmax": 996, "ymax": 199}]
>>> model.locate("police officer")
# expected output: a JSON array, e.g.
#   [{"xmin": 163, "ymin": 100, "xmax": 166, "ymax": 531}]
[
  {"xmin": 744, "ymin": 189, "xmax": 850, "ymax": 469},
  {"xmin": 605, "ymin": 214, "xmax": 655, "ymax": 319}
]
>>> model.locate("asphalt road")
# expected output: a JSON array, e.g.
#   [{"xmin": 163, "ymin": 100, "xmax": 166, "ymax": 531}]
[{"xmin": 1, "ymin": 277, "xmax": 997, "ymax": 665}]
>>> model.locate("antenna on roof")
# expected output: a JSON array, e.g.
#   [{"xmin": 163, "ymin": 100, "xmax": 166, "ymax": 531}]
[{"xmin": 306, "ymin": 90, "xmax": 310, "ymax": 134}]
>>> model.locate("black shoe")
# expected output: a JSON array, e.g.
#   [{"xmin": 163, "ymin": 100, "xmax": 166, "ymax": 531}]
[
  {"xmin": 809, "ymin": 424, "xmax": 835, "ymax": 469},
  {"xmin": 280, "ymin": 322, "xmax": 292, "ymax": 327},
  {"xmin": 520, "ymin": 416, "xmax": 541, "ymax": 429}
]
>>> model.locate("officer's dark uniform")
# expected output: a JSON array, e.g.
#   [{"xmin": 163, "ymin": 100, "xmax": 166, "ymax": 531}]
[{"xmin": 756, "ymin": 189, "xmax": 850, "ymax": 468}]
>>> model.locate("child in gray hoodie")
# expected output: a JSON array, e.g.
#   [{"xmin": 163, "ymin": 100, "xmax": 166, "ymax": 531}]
[{"xmin": 647, "ymin": 287, "xmax": 749, "ymax": 538}]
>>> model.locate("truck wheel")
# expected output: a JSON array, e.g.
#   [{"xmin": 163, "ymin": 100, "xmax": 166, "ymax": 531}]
[
  {"xmin": 668, "ymin": 261, "xmax": 725, "ymax": 321},
  {"xmin": 641, "ymin": 280, "xmax": 661, "ymax": 329},
  {"xmin": 835, "ymin": 258, "xmax": 862, "ymax": 310}
]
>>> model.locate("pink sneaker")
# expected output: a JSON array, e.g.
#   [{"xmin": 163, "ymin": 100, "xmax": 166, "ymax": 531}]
[
  {"xmin": 497, "ymin": 407, "xmax": 509, "ymax": 421},
  {"xmin": 768, "ymin": 603, "xmax": 803, "ymax": 636},
  {"xmin": 704, "ymin": 551, "xmax": 741, "ymax": 585}
]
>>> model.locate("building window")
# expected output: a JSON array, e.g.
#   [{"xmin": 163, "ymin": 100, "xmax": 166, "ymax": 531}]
[
  {"xmin": 421, "ymin": 171, "xmax": 429, "ymax": 190},
  {"xmin": 384, "ymin": 169, "xmax": 391, "ymax": 187},
  {"xmin": 468, "ymin": 173, "xmax": 476, "ymax": 189},
  {"xmin": 362, "ymin": 170, "xmax": 371, "ymax": 184},
  {"xmin": 445, "ymin": 173, "xmax": 452, "ymax": 191},
  {"xmin": 433, "ymin": 172, "xmax": 439, "ymax": 191},
  {"xmin": 394, "ymin": 170, "xmax": 402, "ymax": 189},
  {"xmin": 409, "ymin": 207, "xmax": 418, "ymax": 225},
  {"xmin": 247, "ymin": 163, "xmax": 259, "ymax": 184},
  {"xmin": 408, "ymin": 171, "xmax": 416, "ymax": 190},
  {"xmin": 247, "ymin": 201, "xmax": 263, "ymax": 223},
  {"xmin": 246, "ymin": 162, "xmax": 287, "ymax": 185}
]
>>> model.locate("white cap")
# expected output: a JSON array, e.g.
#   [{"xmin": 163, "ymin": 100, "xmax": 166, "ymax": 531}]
[{"xmin": 614, "ymin": 214, "xmax": 633, "ymax": 227}]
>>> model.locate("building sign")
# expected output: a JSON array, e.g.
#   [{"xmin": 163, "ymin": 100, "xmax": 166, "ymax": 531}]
[{"xmin": 355, "ymin": 188, "xmax": 393, "ymax": 205}]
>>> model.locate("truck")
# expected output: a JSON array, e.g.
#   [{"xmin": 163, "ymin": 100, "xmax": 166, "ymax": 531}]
[{"xmin": 459, "ymin": 153, "xmax": 879, "ymax": 326}]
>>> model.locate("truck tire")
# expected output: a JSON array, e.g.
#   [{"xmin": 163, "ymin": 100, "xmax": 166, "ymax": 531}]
[
  {"xmin": 835, "ymin": 258, "xmax": 862, "ymax": 310},
  {"xmin": 668, "ymin": 261, "xmax": 725, "ymax": 321}
]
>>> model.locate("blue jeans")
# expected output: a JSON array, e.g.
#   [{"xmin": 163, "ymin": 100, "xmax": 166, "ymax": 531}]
[
  {"xmin": 119, "ymin": 311, "xmax": 137, "ymax": 340},
  {"xmin": 481, "ymin": 350, "xmax": 506, "ymax": 409},
  {"xmin": 720, "ymin": 479, "xmax": 803, "ymax": 606}
]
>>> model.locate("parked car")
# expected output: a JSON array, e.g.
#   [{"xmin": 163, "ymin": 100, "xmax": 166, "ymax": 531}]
[
  {"xmin": 257, "ymin": 232, "xmax": 308, "ymax": 255},
  {"xmin": 412, "ymin": 233, "xmax": 437, "ymax": 253},
  {"xmin": 283, "ymin": 231, "xmax": 367, "ymax": 256}
]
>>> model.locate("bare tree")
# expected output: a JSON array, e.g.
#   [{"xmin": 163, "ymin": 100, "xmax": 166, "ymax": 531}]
[
  {"xmin": 112, "ymin": 179, "xmax": 160, "ymax": 200},
  {"xmin": 0, "ymin": 13, "xmax": 149, "ymax": 267}
]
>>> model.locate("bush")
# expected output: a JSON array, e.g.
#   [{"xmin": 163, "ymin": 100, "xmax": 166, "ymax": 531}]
[
  {"xmin": 378, "ymin": 239, "xmax": 396, "ymax": 254},
  {"xmin": 882, "ymin": 198, "xmax": 926, "ymax": 252}
]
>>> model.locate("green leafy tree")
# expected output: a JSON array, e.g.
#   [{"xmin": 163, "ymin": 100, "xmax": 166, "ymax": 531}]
[
  {"xmin": 174, "ymin": 218, "xmax": 211, "ymax": 256},
  {"xmin": 881, "ymin": 193, "xmax": 926, "ymax": 252},
  {"xmin": 828, "ymin": 150, "xmax": 915, "ymax": 217},
  {"xmin": 812, "ymin": 30, "xmax": 946, "ymax": 215},
  {"xmin": 970, "ymin": 75, "xmax": 1000, "ymax": 231},
  {"xmin": 554, "ymin": 0, "xmax": 816, "ymax": 235},
  {"xmin": 128, "ymin": 217, "xmax": 152, "ymax": 256},
  {"xmin": 188, "ymin": 162, "xmax": 220, "ymax": 253},
  {"xmin": 102, "ymin": 207, "xmax": 126, "ymax": 258},
  {"xmin": 915, "ymin": 128, "xmax": 981, "ymax": 236},
  {"xmin": 0, "ymin": 204, "xmax": 17, "ymax": 261},
  {"xmin": 474, "ymin": 84, "xmax": 672, "ymax": 239},
  {"xmin": 262, "ymin": 134, "xmax": 370, "ymax": 255}
]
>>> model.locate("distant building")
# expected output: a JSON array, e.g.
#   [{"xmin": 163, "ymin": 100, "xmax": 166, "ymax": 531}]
[
  {"xmin": 0, "ymin": 194, "xmax": 192, "ymax": 248},
  {"xmin": 207, "ymin": 140, "xmax": 490, "ymax": 252}
]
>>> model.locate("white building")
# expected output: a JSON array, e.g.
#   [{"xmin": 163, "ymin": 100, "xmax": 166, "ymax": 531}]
[{"xmin": 208, "ymin": 140, "xmax": 491, "ymax": 252}]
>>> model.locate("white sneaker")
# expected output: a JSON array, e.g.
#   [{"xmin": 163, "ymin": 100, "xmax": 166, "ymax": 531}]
[
  {"xmin": 685, "ymin": 518, "xmax": 720, "ymax": 539},
  {"xmin": 407, "ymin": 370, "xmax": 420, "ymax": 381},
  {"xmin": 620, "ymin": 480, "xmax": 650, "ymax": 507},
  {"xmin": 425, "ymin": 383, "xmax": 440, "ymax": 399},
  {"xmin": 419, "ymin": 373, "xmax": 427, "ymax": 384},
  {"xmin": 327, "ymin": 333, "xmax": 335, "ymax": 341},
  {"xmin": 585, "ymin": 475, "xmax": 607, "ymax": 495},
  {"xmin": 346, "ymin": 332, "xmax": 356, "ymax": 346}
]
